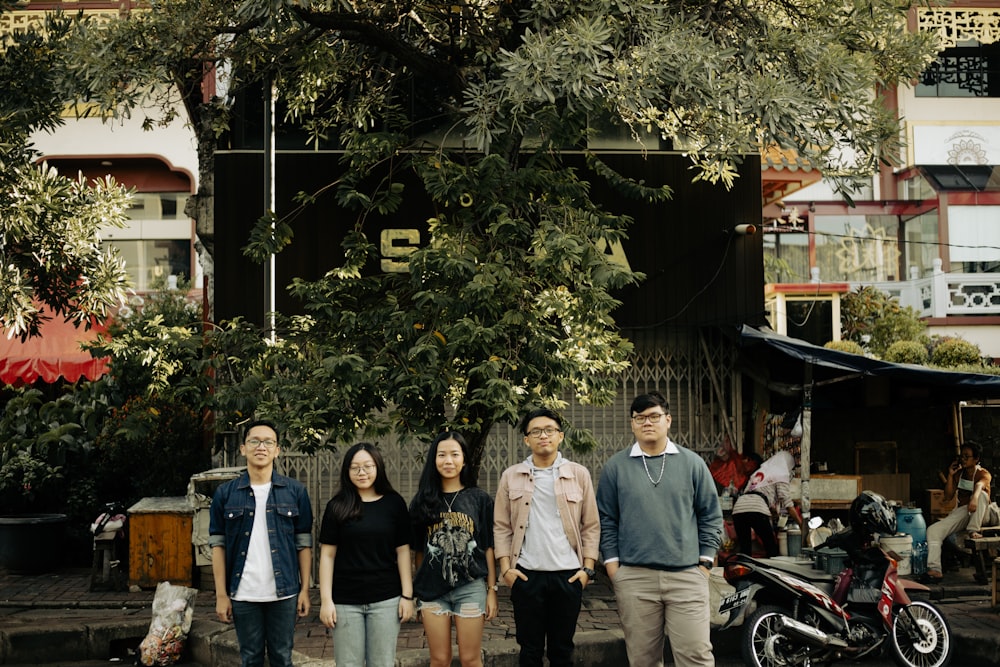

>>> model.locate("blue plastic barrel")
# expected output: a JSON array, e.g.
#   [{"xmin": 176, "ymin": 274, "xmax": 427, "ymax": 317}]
[
  {"xmin": 897, "ymin": 508, "xmax": 927, "ymax": 544},
  {"xmin": 897, "ymin": 507, "xmax": 928, "ymax": 575}
]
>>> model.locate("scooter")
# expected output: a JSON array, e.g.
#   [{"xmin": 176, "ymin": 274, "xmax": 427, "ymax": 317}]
[{"xmin": 720, "ymin": 542, "xmax": 953, "ymax": 667}]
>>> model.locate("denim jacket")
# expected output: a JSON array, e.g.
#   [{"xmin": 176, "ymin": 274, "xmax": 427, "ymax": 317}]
[{"xmin": 208, "ymin": 470, "xmax": 314, "ymax": 598}]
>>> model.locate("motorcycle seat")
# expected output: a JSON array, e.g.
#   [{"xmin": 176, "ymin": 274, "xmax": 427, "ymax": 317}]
[{"xmin": 757, "ymin": 557, "xmax": 838, "ymax": 587}]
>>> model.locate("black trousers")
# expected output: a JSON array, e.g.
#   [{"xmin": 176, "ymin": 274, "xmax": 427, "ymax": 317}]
[
  {"xmin": 733, "ymin": 511, "xmax": 780, "ymax": 557},
  {"xmin": 509, "ymin": 568, "xmax": 583, "ymax": 667}
]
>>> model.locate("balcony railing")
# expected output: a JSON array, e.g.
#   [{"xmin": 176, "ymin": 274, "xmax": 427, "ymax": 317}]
[{"xmin": 850, "ymin": 259, "xmax": 1000, "ymax": 318}]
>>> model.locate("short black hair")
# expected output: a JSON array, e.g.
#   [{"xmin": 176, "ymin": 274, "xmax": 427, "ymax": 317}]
[
  {"xmin": 518, "ymin": 408, "xmax": 563, "ymax": 435},
  {"xmin": 243, "ymin": 419, "xmax": 279, "ymax": 442},
  {"xmin": 962, "ymin": 440, "xmax": 983, "ymax": 460},
  {"xmin": 629, "ymin": 391, "xmax": 670, "ymax": 416}
]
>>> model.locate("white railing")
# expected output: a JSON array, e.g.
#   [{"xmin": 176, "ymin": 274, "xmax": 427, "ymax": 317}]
[{"xmin": 850, "ymin": 259, "xmax": 1000, "ymax": 318}]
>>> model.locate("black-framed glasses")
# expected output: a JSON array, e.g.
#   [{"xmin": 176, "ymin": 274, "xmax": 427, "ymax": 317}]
[
  {"xmin": 246, "ymin": 438, "xmax": 278, "ymax": 449},
  {"xmin": 527, "ymin": 427, "xmax": 561, "ymax": 439},
  {"xmin": 632, "ymin": 413, "xmax": 667, "ymax": 425}
]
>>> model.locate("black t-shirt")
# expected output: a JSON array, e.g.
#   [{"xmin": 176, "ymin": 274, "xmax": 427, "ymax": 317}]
[
  {"xmin": 318, "ymin": 492, "xmax": 411, "ymax": 605},
  {"xmin": 411, "ymin": 487, "xmax": 494, "ymax": 602}
]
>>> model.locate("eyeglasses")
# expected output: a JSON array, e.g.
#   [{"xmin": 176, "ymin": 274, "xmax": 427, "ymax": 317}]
[
  {"xmin": 632, "ymin": 413, "xmax": 667, "ymax": 425},
  {"xmin": 245, "ymin": 438, "xmax": 278, "ymax": 449},
  {"xmin": 349, "ymin": 463, "xmax": 377, "ymax": 474},
  {"xmin": 527, "ymin": 427, "xmax": 561, "ymax": 439}
]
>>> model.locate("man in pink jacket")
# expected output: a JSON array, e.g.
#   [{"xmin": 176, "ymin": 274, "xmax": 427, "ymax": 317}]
[{"xmin": 494, "ymin": 408, "xmax": 600, "ymax": 667}]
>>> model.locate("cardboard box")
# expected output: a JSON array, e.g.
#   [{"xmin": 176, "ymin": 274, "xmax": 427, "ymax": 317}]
[{"xmin": 927, "ymin": 489, "xmax": 957, "ymax": 518}]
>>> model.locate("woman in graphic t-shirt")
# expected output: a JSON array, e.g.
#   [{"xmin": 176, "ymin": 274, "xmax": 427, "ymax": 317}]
[
  {"xmin": 409, "ymin": 431, "xmax": 497, "ymax": 667},
  {"xmin": 318, "ymin": 443, "xmax": 414, "ymax": 667}
]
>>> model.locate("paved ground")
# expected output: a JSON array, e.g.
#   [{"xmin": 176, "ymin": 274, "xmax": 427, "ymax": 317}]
[{"xmin": 0, "ymin": 563, "xmax": 997, "ymax": 666}]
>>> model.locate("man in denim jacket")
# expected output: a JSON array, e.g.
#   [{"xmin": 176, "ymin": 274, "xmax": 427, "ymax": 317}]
[{"xmin": 210, "ymin": 420, "xmax": 314, "ymax": 667}]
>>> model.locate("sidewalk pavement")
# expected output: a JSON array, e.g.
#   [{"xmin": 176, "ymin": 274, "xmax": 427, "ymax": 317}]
[{"xmin": 0, "ymin": 565, "xmax": 997, "ymax": 666}]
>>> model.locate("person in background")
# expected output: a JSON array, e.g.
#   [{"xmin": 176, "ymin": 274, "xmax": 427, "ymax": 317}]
[
  {"xmin": 732, "ymin": 450, "xmax": 801, "ymax": 556},
  {"xmin": 596, "ymin": 391, "xmax": 723, "ymax": 667},
  {"xmin": 318, "ymin": 442, "xmax": 414, "ymax": 667},
  {"xmin": 410, "ymin": 432, "xmax": 498, "ymax": 667},
  {"xmin": 924, "ymin": 440, "xmax": 992, "ymax": 582},
  {"xmin": 209, "ymin": 420, "xmax": 313, "ymax": 667},
  {"xmin": 494, "ymin": 408, "xmax": 600, "ymax": 667}
]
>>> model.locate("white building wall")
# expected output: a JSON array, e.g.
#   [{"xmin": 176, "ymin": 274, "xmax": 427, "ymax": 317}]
[{"xmin": 30, "ymin": 104, "xmax": 198, "ymax": 185}]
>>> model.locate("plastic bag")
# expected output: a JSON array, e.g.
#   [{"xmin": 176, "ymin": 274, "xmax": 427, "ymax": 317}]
[
  {"xmin": 709, "ymin": 434, "xmax": 757, "ymax": 490},
  {"xmin": 138, "ymin": 581, "xmax": 198, "ymax": 666}
]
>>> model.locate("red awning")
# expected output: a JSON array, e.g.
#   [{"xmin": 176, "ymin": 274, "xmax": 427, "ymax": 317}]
[{"xmin": 0, "ymin": 317, "xmax": 110, "ymax": 385}]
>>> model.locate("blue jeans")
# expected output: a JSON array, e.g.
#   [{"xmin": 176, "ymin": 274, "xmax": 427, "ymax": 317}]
[
  {"xmin": 231, "ymin": 596, "xmax": 298, "ymax": 667},
  {"xmin": 417, "ymin": 578, "xmax": 487, "ymax": 617},
  {"xmin": 333, "ymin": 596, "xmax": 401, "ymax": 667}
]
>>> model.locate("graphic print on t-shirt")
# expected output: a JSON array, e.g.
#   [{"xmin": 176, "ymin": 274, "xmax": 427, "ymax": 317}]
[{"xmin": 425, "ymin": 511, "xmax": 477, "ymax": 587}]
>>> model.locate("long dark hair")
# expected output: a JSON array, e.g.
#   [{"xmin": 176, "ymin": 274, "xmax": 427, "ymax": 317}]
[
  {"xmin": 328, "ymin": 442, "xmax": 396, "ymax": 523},
  {"xmin": 409, "ymin": 431, "xmax": 474, "ymax": 525}
]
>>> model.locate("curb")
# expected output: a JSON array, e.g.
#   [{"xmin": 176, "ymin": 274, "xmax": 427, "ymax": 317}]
[{"xmin": 183, "ymin": 626, "xmax": 629, "ymax": 667}]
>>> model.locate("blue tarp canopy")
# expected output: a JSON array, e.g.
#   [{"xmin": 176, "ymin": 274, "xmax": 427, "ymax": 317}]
[{"xmin": 737, "ymin": 325, "xmax": 1000, "ymax": 402}]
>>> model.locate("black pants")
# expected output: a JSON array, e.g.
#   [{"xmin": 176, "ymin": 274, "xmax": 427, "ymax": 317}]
[
  {"xmin": 509, "ymin": 568, "xmax": 583, "ymax": 667},
  {"xmin": 734, "ymin": 511, "xmax": 780, "ymax": 557}
]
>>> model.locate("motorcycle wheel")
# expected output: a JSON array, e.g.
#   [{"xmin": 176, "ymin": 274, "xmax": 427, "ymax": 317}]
[
  {"xmin": 741, "ymin": 605, "xmax": 800, "ymax": 667},
  {"xmin": 889, "ymin": 600, "xmax": 954, "ymax": 667}
]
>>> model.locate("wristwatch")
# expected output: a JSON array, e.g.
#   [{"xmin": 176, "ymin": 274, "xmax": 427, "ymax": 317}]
[
  {"xmin": 699, "ymin": 558, "xmax": 714, "ymax": 569},
  {"xmin": 582, "ymin": 567, "xmax": 597, "ymax": 580},
  {"xmin": 490, "ymin": 583, "xmax": 499, "ymax": 591}
]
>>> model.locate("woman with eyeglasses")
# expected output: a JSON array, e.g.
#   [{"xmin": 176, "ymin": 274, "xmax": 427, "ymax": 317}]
[
  {"xmin": 409, "ymin": 431, "xmax": 497, "ymax": 667},
  {"xmin": 318, "ymin": 443, "xmax": 414, "ymax": 667},
  {"xmin": 923, "ymin": 440, "xmax": 992, "ymax": 582}
]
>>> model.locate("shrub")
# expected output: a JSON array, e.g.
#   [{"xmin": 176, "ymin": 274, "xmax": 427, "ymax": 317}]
[
  {"xmin": 93, "ymin": 394, "xmax": 209, "ymax": 509},
  {"xmin": 884, "ymin": 340, "xmax": 929, "ymax": 365},
  {"xmin": 841, "ymin": 286, "xmax": 925, "ymax": 356},
  {"xmin": 930, "ymin": 338, "xmax": 982, "ymax": 367},
  {"xmin": 824, "ymin": 340, "xmax": 865, "ymax": 355}
]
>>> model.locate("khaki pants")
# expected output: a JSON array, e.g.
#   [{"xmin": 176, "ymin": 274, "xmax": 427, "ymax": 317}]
[
  {"xmin": 927, "ymin": 490, "xmax": 991, "ymax": 573},
  {"xmin": 611, "ymin": 565, "xmax": 714, "ymax": 667}
]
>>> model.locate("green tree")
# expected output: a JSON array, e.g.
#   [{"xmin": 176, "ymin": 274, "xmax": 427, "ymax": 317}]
[
  {"xmin": 63, "ymin": 0, "xmax": 936, "ymax": 473},
  {"xmin": 0, "ymin": 4, "xmax": 131, "ymax": 340},
  {"xmin": 840, "ymin": 286, "xmax": 926, "ymax": 358}
]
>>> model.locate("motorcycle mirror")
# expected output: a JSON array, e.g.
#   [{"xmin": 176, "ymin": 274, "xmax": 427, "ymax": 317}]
[{"xmin": 808, "ymin": 516, "xmax": 824, "ymax": 530}]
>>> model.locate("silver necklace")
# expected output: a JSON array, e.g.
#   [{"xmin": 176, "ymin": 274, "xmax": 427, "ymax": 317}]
[
  {"xmin": 641, "ymin": 452, "xmax": 667, "ymax": 486},
  {"xmin": 443, "ymin": 488, "xmax": 463, "ymax": 513}
]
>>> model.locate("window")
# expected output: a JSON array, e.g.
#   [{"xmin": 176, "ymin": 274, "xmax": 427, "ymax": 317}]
[
  {"xmin": 101, "ymin": 192, "xmax": 194, "ymax": 291},
  {"xmin": 105, "ymin": 239, "xmax": 192, "ymax": 291},
  {"xmin": 916, "ymin": 40, "xmax": 1000, "ymax": 97}
]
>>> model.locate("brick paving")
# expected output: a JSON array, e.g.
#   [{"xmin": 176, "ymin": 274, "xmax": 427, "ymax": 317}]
[
  {"xmin": 2, "ymin": 565, "xmax": 998, "ymax": 665},
  {"xmin": 0, "ymin": 566, "xmax": 617, "ymax": 663}
]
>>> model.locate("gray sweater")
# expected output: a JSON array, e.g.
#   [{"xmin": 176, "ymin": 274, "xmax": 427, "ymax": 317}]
[{"xmin": 597, "ymin": 441, "xmax": 723, "ymax": 569}]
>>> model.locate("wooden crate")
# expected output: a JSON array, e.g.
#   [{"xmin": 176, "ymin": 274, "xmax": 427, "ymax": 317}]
[
  {"xmin": 128, "ymin": 496, "xmax": 194, "ymax": 589},
  {"xmin": 789, "ymin": 474, "xmax": 863, "ymax": 510},
  {"xmin": 927, "ymin": 489, "xmax": 957, "ymax": 520},
  {"xmin": 862, "ymin": 473, "xmax": 910, "ymax": 504}
]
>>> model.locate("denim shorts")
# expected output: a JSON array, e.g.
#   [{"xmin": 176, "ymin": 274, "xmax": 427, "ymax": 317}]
[{"xmin": 418, "ymin": 578, "xmax": 487, "ymax": 618}]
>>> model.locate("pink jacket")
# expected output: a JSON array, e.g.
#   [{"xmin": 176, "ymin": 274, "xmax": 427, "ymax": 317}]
[{"xmin": 493, "ymin": 459, "xmax": 601, "ymax": 570}]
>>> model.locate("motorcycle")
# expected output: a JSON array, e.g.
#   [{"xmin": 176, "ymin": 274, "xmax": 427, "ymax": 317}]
[{"xmin": 720, "ymin": 525, "xmax": 953, "ymax": 667}]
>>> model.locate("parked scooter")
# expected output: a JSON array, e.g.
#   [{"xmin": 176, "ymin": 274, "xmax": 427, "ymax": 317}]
[{"xmin": 720, "ymin": 491, "xmax": 953, "ymax": 667}]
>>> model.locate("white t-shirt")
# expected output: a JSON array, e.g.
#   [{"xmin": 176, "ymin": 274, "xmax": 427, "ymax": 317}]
[
  {"xmin": 233, "ymin": 482, "xmax": 279, "ymax": 601},
  {"xmin": 516, "ymin": 461, "xmax": 579, "ymax": 572}
]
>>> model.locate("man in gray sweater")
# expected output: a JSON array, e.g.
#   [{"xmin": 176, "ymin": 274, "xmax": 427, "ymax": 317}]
[{"xmin": 596, "ymin": 391, "xmax": 723, "ymax": 667}]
